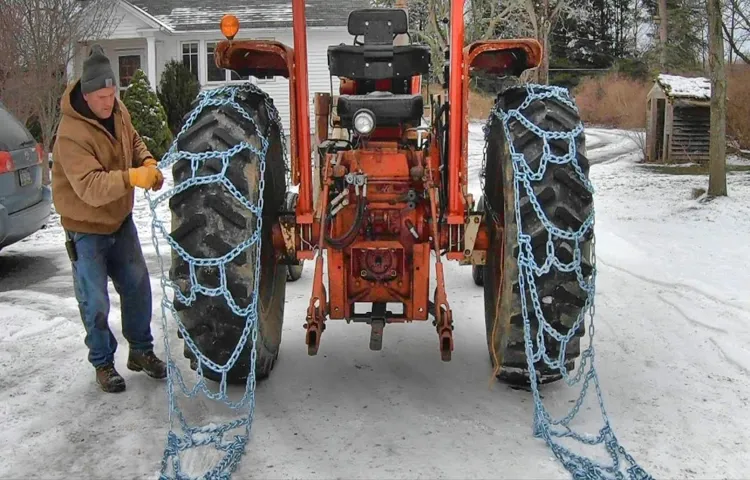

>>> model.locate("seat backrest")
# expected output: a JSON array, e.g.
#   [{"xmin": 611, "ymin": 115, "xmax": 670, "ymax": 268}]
[{"xmin": 347, "ymin": 8, "xmax": 408, "ymax": 44}]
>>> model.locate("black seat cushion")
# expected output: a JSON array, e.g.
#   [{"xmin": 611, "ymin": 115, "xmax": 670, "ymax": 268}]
[
  {"xmin": 348, "ymin": 8, "xmax": 409, "ymax": 38},
  {"xmin": 337, "ymin": 92, "xmax": 423, "ymax": 128},
  {"xmin": 328, "ymin": 44, "xmax": 431, "ymax": 81}
]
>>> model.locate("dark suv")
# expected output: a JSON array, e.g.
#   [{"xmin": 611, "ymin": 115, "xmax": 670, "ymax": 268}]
[{"xmin": 0, "ymin": 101, "xmax": 52, "ymax": 251}]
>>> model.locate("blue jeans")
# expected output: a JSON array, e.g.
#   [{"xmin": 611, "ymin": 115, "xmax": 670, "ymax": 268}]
[{"xmin": 67, "ymin": 215, "xmax": 154, "ymax": 368}]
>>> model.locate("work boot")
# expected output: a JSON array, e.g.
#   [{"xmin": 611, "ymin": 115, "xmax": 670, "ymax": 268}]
[
  {"xmin": 95, "ymin": 363, "xmax": 126, "ymax": 393},
  {"xmin": 127, "ymin": 350, "xmax": 167, "ymax": 379}
]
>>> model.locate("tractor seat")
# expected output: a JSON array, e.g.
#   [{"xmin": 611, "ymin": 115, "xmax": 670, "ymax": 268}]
[
  {"xmin": 328, "ymin": 44, "xmax": 431, "ymax": 81},
  {"xmin": 337, "ymin": 91, "xmax": 423, "ymax": 128},
  {"xmin": 327, "ymin": 7, "xmax": 431, "ymax": 81}
]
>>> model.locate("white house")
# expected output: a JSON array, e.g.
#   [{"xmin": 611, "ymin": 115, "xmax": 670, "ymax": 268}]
[{"xmin": 69, "ymin": 0, "xmax": 371, "ymax": 133}]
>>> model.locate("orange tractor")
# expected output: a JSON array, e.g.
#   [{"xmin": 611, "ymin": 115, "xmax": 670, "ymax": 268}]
[{"xmin": 167, "ymin": 3, "xmax": 593, "ymax": 386}]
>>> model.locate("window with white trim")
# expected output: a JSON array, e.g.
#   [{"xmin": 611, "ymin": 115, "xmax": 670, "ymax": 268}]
[
  {"xmin": 118, "ymin": 54, "xmax": 141, "ymax": 92},
  {"xmin": 206, "ymin": 42, "xmax": 227, "ymax": 83},
  {"xmin": 206, "ymin": 42, "xmax": 228, "ymax": 83},
  {"xmin": 181, "ymin": 42, "xmax": 199, "ymax": 80}
]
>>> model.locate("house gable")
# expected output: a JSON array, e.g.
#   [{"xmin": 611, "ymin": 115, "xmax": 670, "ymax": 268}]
[{"xmin": 106, "ymin": 1, "xmax": 169, "ymax": 39}]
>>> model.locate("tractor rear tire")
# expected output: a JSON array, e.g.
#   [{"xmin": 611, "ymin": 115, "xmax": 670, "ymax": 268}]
[
  {"xmin": 482, "ymin": 86, "xmax": 593, "ymax": 385},
  {"xmin": 168, "ymin": 88, "xmax": 287, "ymax": 385},
  {"xmin": 472, "ymin": 265, "xmax": 484, "ymax": 286},
  {"xmin": 287, "ymin": 263, "xmax": 304, "ymax": 282}
]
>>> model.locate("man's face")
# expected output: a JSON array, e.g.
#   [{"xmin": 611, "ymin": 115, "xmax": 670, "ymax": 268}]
[{"xmin": 83, "ymin": 86, "xmax": 116, "ymax": 119}]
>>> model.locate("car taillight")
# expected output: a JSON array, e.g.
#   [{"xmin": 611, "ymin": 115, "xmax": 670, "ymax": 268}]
[
  {"xmin": 36, "ymin": 144, "xmax": 44, "ymax": 164},
  {"xmin": 0, "ymin": 151, "xmax": 15, "ymax": 174}
]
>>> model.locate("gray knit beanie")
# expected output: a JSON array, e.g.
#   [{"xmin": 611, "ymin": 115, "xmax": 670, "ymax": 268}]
[{"xmin": 81, "ymin": 44, "xmax": 116, "ymax": 94}]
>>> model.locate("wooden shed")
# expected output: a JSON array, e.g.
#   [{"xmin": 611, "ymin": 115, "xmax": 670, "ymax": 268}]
[{"xmin": 646, "ymin": 74, "xmax": 711, "ymax": 164}]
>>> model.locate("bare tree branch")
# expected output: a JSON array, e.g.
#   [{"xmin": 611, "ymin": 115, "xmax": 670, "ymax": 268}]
[
  {"xmin": 0, "ymin": 0, "xmax": 119, "ymax": 155},
  {"xmin": 722, "ymin": 21, "xmax": 750, "ymax": 63},
  {"xmin": 721, "ymin": 0, "xmax": 750, "ymax": 63},
  {"xmin": 0, "ymin": 0, "xmax": 119, "ymax": 186},
  {"xmin": 428, "ymin": 1, "xmax": 449, "ymax": 49},
  {"xmin": 481, "ymin": 1, "xmax": 517, "ymax": 40}
]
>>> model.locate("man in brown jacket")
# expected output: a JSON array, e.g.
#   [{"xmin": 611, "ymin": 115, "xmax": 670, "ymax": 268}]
[{"xmin": 52, "ymin": 44, "xmax": 167, "ymax": 393}]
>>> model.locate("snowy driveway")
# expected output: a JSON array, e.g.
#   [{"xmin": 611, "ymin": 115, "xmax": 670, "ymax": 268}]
[{"xmin": 1, "ymin": 127, "xmax": 749, "ymax": 479}]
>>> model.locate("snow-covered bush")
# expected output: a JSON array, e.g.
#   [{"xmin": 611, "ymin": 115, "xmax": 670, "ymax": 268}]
[
  {"xmin": 157, "ymin": 60, "xmax": 200, "ymax": 135},
  {"xmin": 121, "ymin": 69, "xmax": 172, "ymax": 160}
]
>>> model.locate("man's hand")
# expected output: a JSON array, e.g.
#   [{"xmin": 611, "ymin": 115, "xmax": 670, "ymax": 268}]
[
  {"xmin": 128, "ymin": 165, "xmax": 161, "ymax": 190},
  {"xmin": 143, "ymin": 158, "xmax": 164, "ymax": 191},
  {"xmin": 151, "ymin": 169, "xmax": 164, "ymax": 191}
]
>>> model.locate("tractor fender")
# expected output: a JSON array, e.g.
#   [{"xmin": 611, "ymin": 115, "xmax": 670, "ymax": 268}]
[{"xmin": 464, "ymin": 39, "xmax": 542, "ymax": 77}]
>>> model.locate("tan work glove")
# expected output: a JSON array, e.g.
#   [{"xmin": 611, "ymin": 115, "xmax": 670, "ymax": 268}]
[
  {"xmin": 128, "ymin": 165, "xmax": 162, "ymax": 190},
  {"xmin": 143, "ymin": 158, "xmax": 164, "ymax": 191}
]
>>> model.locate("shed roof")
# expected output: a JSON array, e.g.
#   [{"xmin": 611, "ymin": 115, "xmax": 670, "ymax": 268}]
[
  {"xmin": 656, "ymin": 74, "xmax": 711, "ymax": 101},
  {"xmin": 127, "ymin": 0, "xmax": 372, "ymax": 31}
]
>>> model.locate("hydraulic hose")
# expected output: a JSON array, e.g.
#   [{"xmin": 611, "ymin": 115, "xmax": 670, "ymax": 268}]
[{"xmin": 324, "ymin": 190, "xmax": 366, "ymax": 250}]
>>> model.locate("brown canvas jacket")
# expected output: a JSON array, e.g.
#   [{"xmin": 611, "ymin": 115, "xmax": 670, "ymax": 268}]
[{"xmin": 51, "ymin": 80, "xmax": 154, "ymax": 234}]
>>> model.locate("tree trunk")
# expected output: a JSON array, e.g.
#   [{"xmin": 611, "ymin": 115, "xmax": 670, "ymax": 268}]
[
  {"xmin": 541, "ymin": 22, "xmax": 550, "ymax": 85},
  {"xmin": 539, "ymin": 21, "xmax": 550, "ymax": 85},
  {"xmin": 729, "ymin": 0, "xmax": 735, "ymax": 65},
  {"xmin": 394, "ymin": 0, "xmax": 408, "ymax": 45},
  {"xmin": 707, "ymin": 0, "xmax": 727, "ymax": 197},
  {"xmin": 539, "ymin": 0, "xmax": 549, "ymax": 85},
  {"xmin": 658, "ymin": 0, "xmax": 668, "ymax": 67}
]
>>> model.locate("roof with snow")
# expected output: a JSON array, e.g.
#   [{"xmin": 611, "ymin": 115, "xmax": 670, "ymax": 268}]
[
  {"xmin": 656, "ymin": 74, "xmax": 711, "ymax": 101},
  {"xmin": 127, "ymin": 0, "xmax": 373, "ymax": 31}
]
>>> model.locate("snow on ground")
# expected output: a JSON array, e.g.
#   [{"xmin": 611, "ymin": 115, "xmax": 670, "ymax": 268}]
[
  {"xmin": 1, "ymin": 124, "xmax": 750, "ymax": 480},
  {"xmin": 727, "ymin": 154, "xmax": 750, "ymax": 166}
]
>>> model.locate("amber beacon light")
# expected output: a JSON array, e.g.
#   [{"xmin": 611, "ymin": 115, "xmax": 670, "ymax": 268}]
[{"xmin": 220, "ymin": 15, "xmax": 240, "ymax": 40}]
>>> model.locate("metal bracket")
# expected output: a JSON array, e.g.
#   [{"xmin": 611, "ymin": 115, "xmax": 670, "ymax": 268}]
[
  {"xmin": 279, "ymin": 191, "xmax": 300, "ymax": 265},
  {"xmin": 459, "ymin": 213, "xmax": 485, "ymax": 265},
  {"xmin": 279, "ymin": 214, "xmax": 298, "ymax": 265}
]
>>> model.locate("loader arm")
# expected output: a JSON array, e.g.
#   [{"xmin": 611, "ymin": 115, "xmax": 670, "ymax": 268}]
[
  {"xmin": 214, "ymin": 0, "xmax": 314, "ymax": 224},
  {"xmin": 445, "ymin": 2, "xmax": 541, "ymax": 226}
]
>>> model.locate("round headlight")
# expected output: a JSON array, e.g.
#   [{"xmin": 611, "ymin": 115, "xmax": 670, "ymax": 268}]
[{"xmin": 353, "ymin": 110, "xmax": 375, "ymax": 135}]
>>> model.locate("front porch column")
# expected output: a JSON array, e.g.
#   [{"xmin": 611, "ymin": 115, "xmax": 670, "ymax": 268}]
[{"xmin": 147, "ymin": 35, "xmax": 157, "ymax": 90}]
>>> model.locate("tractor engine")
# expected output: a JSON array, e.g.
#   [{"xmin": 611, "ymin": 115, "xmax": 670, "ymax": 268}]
[
  {"xmin": 310, "ymin": 8, "xmax": 436, "ymax": 348},
  {"xmin": 317, "ymin": 139, "xmax": 430, "ymax": 322}
]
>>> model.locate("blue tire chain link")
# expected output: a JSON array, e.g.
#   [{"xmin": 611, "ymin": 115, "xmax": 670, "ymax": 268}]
[
  {"xmin": 145, "ymin": 84, "xmax": 287, "ymax": 480},
  {"xmin": 485, "ymin": 84, "xmax": 653, "ymax": 480}
]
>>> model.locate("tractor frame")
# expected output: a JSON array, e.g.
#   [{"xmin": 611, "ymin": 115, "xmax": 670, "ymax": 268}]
[{"xmin": 212, "ymin": 2, "xmax": 542, "ymax": 361}]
